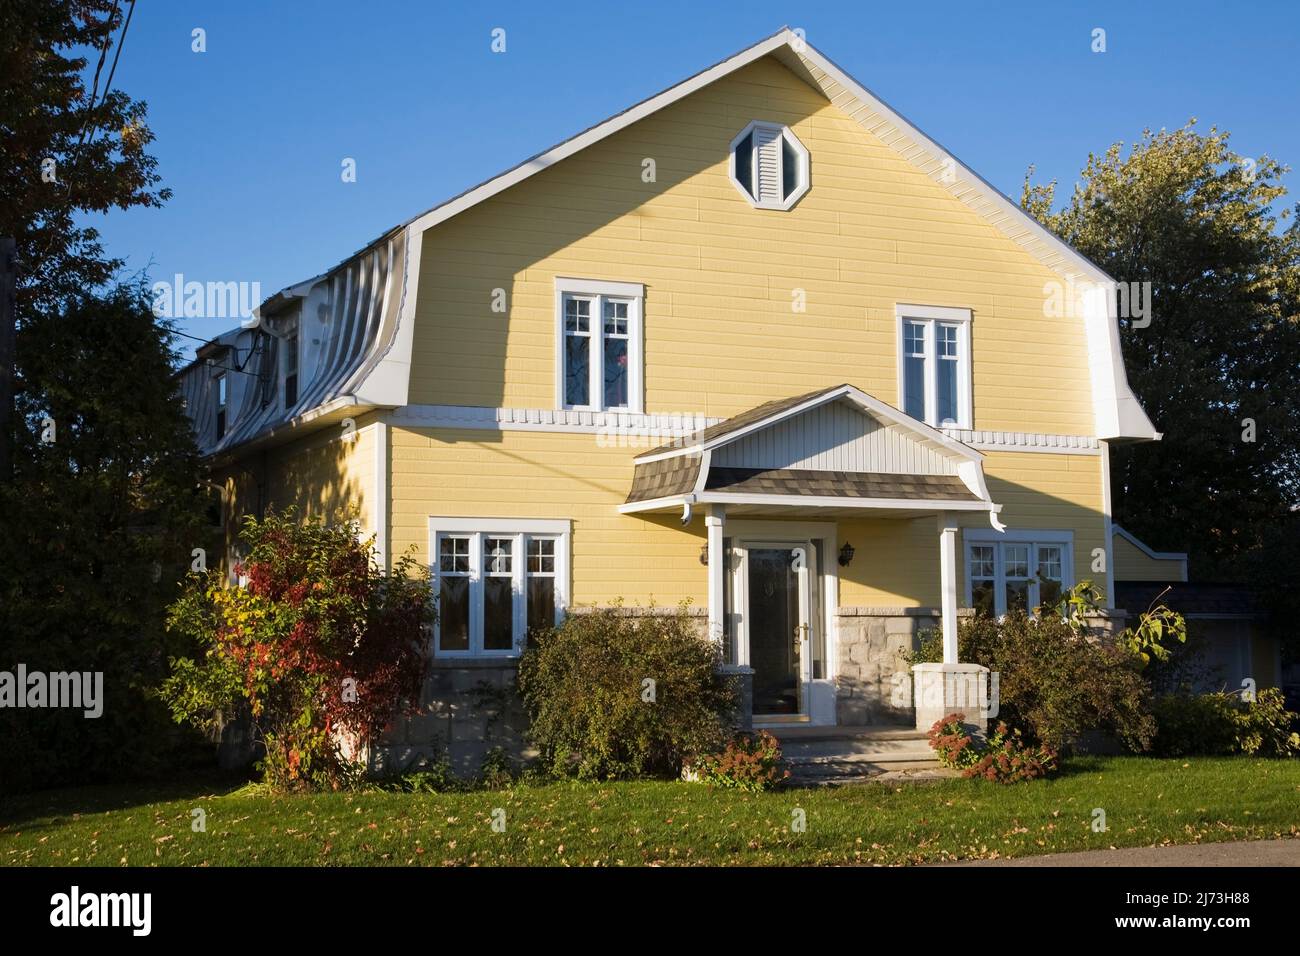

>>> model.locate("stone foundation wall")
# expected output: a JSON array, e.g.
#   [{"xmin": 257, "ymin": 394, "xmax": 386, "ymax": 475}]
[
  {"xmin": 835, "ymin": 607, "xmax": 949, "ymax": 725},
  {"xmin": 372, "ymin": 662, "xmax": 534, "ymax": 778},
  {"xmin": 372, "ymin": 605, "xmax": 739, "ymax": 778},
  {"xmin": 834, "ymin": 606, "xmax": 1131, "ymax": 727}
]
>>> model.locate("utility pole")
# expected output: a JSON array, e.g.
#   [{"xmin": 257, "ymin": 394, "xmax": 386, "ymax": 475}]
[{"xmin": 0, "ymin": 237, "xmax": 16, "ymax": 482}]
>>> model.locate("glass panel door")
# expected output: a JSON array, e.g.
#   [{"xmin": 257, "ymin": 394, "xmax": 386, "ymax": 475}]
[{"xmin": 747, "ymin": 546, "xmax": 811, "ymax": 716}]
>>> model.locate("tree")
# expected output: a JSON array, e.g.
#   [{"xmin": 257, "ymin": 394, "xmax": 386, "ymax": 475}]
[
  {"xmin": 0, "ymin": 283, "xmax": 212, "ymax": 793},
  {"xmin": 164, "ymin": 511, "xmax": 432, "ymax": 791},
  {"xmin": 1021, "ymin": 122, "xmax": 1300, "ymax": 594},
  {"xmin": 0, "ymin": 0, "xmax": 169, "ymax": 476}
]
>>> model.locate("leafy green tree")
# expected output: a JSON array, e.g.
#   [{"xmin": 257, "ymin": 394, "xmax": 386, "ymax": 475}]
[
  {"xmin": 1, "ymin": 0, "xmax": 169, "ymax": 475},
  {"xmin": 1021, "ymin": 122, "xmax": 1300, "ymax": 600},
  {"xmin": 0, "ymin": 284, "xmax": 211, "ymax": 793}
]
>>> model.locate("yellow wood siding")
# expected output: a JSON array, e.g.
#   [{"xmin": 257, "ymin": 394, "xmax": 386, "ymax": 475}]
[
  {"xmin": 390, "ymin": 429, "xmax": 1107, "ymax": 612},
  {"xmin": 391, "ymin": 426, "xmax": 706, "ymax": 606},
  {"xmin": 216, "ymin": 415, "xmax": 378, "ymax": 568},
  {"xmin": 839, "ymin": 451, "xmax": 1107, "ymax": 606},
  {"xmin": 409, "ymin": 56, "xmax": 1096, "ymax": 435},
  {"xmin": 1112, "ymin": 531, "xmax": 1187, "ymax": 582}
]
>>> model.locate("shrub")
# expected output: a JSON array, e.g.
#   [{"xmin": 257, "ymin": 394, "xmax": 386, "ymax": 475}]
[
  {"xmin": 913, "ymin": 613, "xmax": 1156, "ymax": 753},
  {"xmin": 928, "ymin": 713, "xmax": 1057, "ymax": 783},
  {"xmin": 927, "ymin": 714, "xmax": 982, "ymax": 769},
  {"xmin": 1152, "ymin": 688, "xmax": 1300, "ymax": 757},
  {"xmin": 516, "ymin": 605, "xmax": 736, "ymax": 779},
  {"xmin": 478, "ymin": 746, "xmax": 518, "ymax": 790},
  {"xmin": 685, "ymin": 731, "xmax": 789, "ymax": 792},
  {"xmin": 163, "ymin": 509, "xmax": 432, "ymax": 790}
]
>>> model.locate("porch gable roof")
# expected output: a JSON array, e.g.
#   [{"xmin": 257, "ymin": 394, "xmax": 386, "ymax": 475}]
[{"xmin": 621, "ymin": 384, "xmax": 1003, "ymax": 524}]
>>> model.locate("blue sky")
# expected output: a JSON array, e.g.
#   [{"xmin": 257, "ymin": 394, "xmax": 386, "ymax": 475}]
[{"xmin": 90, "ymin": 1, "xmax": 1300, "ymax": 353}]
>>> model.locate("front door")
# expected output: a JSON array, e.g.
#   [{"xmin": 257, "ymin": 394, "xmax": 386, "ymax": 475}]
[{"xmin": 745, "ymin": 544, "xmax": 813, "ymax": 717}]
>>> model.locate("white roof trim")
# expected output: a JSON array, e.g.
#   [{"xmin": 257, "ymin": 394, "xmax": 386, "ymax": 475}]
[
  {"xmin": 618, "ymin": 493, "xmax": 991, "ymax": 516},
  {"xmin": 634, "ymin": 384, "xmax": 984, "ymax": 465},
  {"xmin": 1112, "ymin": 525, "xmax": 1189, "ymax": 562},
  {"xmin": 396, "ymin": 27, "xmax": 1156, "ymax": 443}
]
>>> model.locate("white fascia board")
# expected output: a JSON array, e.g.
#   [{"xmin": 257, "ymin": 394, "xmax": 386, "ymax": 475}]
[
  {"xmin": 353, "ymin": 227, "xmax": 418, "ymax": 407},
  {"xmin": 1081, "ymin": 284, "xmax": 1160, "ymax": 442},
  {"xmin": 617, "ymin": 493, "xmax": 991, "ymax": 515}
]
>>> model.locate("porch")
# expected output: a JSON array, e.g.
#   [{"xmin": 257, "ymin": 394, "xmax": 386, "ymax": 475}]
[{"xmin": 619, "ymin": 384, "xmax": 1003, "ymax": 732}]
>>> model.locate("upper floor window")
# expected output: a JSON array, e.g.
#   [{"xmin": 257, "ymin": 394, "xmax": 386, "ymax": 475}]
[
  {"xmin": 555, "ymin": 277, "xmax": 644, "ymax": 413},
  {"xmin": 430, "ymin": 518, "xmax": 570, "ymax": 658},
  {"xmin": 729, "ymin": 121, "xmax": 809, "ymax": 210},
  {"xmin": 965, "ymin": 532, "xmax": 1071, "ymax": 617},
  {"xmin": 214, "ymin": 373, "xmax": 227, "ymax": 440},
  {"xmin": 895, "ymin": 304, "xmax": 972, "ymax": 428},
  {"xmin": 282, "ymin": 321, "xmax": 299, "ymax": 409}
]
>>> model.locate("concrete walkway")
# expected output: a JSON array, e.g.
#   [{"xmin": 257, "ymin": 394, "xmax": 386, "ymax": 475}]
[{"xmin": 943, "ymin": 838, "xmax": 1300, "ymax": 867}]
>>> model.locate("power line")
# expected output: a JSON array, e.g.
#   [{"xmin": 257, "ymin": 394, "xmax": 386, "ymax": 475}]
[
  {"xmin": 76, "ymin": 0, "xmax": 122, "ymax": 149},
  {"xmin": 87, "ymin": 0, "xmax": 137, "ymax": 149}
]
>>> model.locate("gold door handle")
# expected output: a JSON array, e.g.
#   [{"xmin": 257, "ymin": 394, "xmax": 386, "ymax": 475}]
[{"xmin": 793, "ymin": 623, "xmax": 808, "ymax": 653}]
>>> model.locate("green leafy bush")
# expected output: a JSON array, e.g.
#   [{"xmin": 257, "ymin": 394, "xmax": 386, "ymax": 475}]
[
  {"xmin": 685, "ymin": 731, "xmax": 789, "ymax": 792},
  {"xmin": 1152, "ymin": 688, "xmax": 1300, "ymax": 757},
  {"xmin": 516, "ymin": 606, "xmax": 737, "ymax": 779},
  {"xmin": 928, "ymin": 714, "xmax": 1058, "ymax": 783},
  {"xmin": 914, "ymin": 613, "xmax": 1156, "ymax": 753},
  {"xmin": 163, "ymin": 509, "xmax": 432, "ymax": 791}
]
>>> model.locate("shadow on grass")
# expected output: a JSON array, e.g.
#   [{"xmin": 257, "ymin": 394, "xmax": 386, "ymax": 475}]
[
  {"xmin": 0, "ymin": 769, "xmax": 256, "ymax": 828},
  {"xmin": 1051, "ymin": 754, "xmax": 1115, "ymax": 779}
]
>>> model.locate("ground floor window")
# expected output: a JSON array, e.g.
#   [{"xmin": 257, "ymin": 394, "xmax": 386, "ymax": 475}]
[
  {"xmin": 429, "ymin": 518, "xmax": 570, "ymax": 657},
  {"xmin": 965, "ymin": 531, "xmax": 1072, "ymax": 617}
]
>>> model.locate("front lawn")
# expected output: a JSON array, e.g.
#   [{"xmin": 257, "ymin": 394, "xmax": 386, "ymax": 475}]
[{"xmin": 3, "ymin": 757, "xmax": 1298, "ymax": 866}]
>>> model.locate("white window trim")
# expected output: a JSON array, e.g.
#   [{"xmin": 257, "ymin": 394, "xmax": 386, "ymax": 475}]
[
  {"xmin": 895, "ymin": 304, "xmax": 973, "ymax": 429},
  {"xmin": 554, "ymin": 277, "xmax": 644, "ymax": 414},
  {"xmin": 727, "ymin": 120, "xmax": 810, "ymax": 211},
  {"xmin": 428, "ymin": 517, "xmax": 571, "ymax": 659},
  {"xmin": 281, "ymin": 324, "xmax": 300, "ymax": 411},
  {"xmin": 963, "ymin": 529, "xmax": 1074, "ymax": 617}
]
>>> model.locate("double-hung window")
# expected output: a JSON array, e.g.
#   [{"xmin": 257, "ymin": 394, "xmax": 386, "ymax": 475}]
[
  {"xmin": 896, "ymin": 304, "xmax": 972, "ymax": 428},
  {"xmin": 282, "ymin": 319, "xmax": 299, "ymax": 409},
  {"xmin": 431, "ymin": 519, "xmax": 570, "ymax": 657},
  {"xmin": 556, "ymin": 278, "xmax": 644, "ymax": 413},
  {"xmin": 965, "ymin": 531, "xmax": 1072, "ymax": 617},
  {"xmin": 214, "ymin": 373, "xmax": 227, "ymax": 440}
]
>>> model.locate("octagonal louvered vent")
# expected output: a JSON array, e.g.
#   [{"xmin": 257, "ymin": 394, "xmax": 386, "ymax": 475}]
[{"xmin": 728, "ymin": 120, "xmax": 809, "ymax": 210}]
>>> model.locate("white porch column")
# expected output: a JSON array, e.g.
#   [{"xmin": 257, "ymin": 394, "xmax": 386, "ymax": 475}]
[
  {"xmin": 938, "ymin": 513, "xmax": 959, "ymax": 665},
  {"xmin": 913, "ymin": 512, "xmax": 988, "ymax": 734},
  {"xmin": 705, "ymin": 504, "xmax": 726, "ymax": 644}
]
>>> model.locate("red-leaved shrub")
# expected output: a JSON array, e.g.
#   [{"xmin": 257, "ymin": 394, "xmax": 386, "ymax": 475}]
[
  {"xmin": 164, "ymin": 509, "xmax": 431, "ymax": 789},
  {"xmin": 929, "ymin": 713, "xmax": 1058, "ymax": 783}
]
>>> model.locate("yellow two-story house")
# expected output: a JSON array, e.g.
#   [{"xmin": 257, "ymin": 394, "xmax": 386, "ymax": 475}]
[{"xmin": 180, "ymin": 29, "xmax": 1161, "ymax": 769}]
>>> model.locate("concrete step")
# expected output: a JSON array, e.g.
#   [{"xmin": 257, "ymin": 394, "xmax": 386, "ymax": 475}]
[
  {"xmin": 786, "ymin": 750, "xmax": 937, "ymax": 766},
  {"xmin": 761, "ymin": 725, "xmax": 942, "ymax": 783},
  {"xmin": 767, "ymin": 725, "xmax": 934, "ymax": 763}
]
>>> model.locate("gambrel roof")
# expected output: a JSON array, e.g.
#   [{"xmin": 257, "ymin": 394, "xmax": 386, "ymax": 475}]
[{"xmin": 185, "ymin": 27, "xmax": 1157, "ymax": 460}]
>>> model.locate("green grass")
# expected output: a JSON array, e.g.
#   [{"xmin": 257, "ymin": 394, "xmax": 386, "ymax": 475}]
[{"xmin": 3, "ymin": 757, "xmax": 1298, "ymax": 866}]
